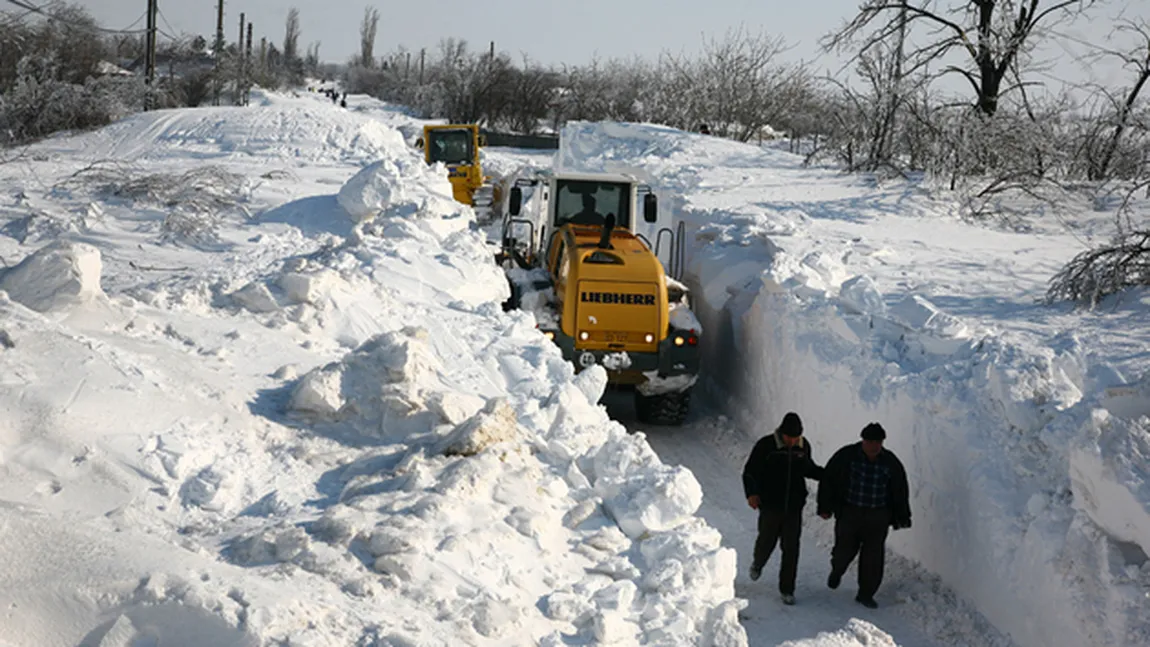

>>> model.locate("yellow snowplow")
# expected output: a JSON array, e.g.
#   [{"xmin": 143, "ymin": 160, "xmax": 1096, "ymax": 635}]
[
  {"xmin": 499, "ymin": 171, "xmax": 700, "ymax": 425},
  {"xmin": 417, "ymin": 124, "xmax": 497, "ymax": 218}
]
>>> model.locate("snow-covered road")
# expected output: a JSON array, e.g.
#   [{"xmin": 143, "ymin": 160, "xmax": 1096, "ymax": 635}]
[{"xmin": 604, "ymin": 388, "xmax": 1012, "ymax": 647}]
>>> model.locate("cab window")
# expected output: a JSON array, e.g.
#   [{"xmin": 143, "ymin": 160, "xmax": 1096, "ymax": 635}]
[
  {"xmin": 553, "ymin": 180, "xmax": 630, "ymax": 229},
  {"xmin": 428, "ymin": 130, "xmax": 472, "ymax": 165}
]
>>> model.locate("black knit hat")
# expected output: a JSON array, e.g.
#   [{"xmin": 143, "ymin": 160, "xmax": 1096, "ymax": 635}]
[
  {"xmin": 779, "ymin": 412, "xmax": 803, "ymax": 437},
  {"xmin": 861, "ymin": 423, "xmax": 886, "ymax": 441}
]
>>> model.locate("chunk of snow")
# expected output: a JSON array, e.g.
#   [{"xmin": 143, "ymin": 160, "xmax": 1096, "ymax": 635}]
[
  {"xmin": 438, "ymin": 398, "xmax": 520, "ymax": 457},
  {"xmin": 839, "ymin": 274, "xmax": 886, "ymax": 316},
  {"xmin": 230, "ymin": 281, "xmax": 279, "ymax": 313},
  {"xmin": 0, "ymin": 241, "xmax": 104, "ymax": 311},
  {"xmin": 887, "ymin": 293, "xmax": 968, "ymax": 339},
  {"xmin": 598, "ymin": 465, "xmax": 703, "ymax": 538}
]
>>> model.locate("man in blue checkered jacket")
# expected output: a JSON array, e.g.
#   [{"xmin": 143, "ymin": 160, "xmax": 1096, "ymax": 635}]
[{"xmin": 817, "ymin": 422, "xmax": 912, "ymax": 609}]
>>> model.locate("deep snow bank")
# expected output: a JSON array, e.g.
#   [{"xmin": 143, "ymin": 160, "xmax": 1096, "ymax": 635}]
[
  {"xmin": 558, "ymin": 121, "xmax": 1150, "ymax": 647},
  {"xmin": 262, "ymin": 155, "xmax": 745, "ymax": 644},
  {"xmin": 0, "ymin": 101, "xmax": 748, "ymax": 645}
]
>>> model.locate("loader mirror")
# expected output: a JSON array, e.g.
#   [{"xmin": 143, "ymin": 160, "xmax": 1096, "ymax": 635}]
[
  {"xmin": 415, "ymin": 137, "xmax": 424, "ymax": 149},
  {"xmin": 643, "ymin": 193, "xmax": 658, "ymax": 223},
  {"xmin": 509, "ymin": 187, "xmax": 522, "ymax": 216},
  {"xmin": 478, "ymin": 134, "xmax": 487, "ymax": 147}
]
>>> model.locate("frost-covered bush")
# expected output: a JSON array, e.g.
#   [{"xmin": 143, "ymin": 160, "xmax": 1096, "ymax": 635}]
[
  {"xmin": 54, "ymin": 164, "xmax": 251, "ymax": 244},
  {"xmin": 1048, "ymin": 229, "xmax": 1150, "ymax": 305},
  {"xmin": 0, "ymin": 55, "xmax": 144, "ymax": 145}
]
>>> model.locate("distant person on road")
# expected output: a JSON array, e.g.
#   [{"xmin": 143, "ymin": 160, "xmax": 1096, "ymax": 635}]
[
  {"xmin": 742, "ymin": 411, "xmax": 823, "ymax": 606},
  {"xmin": 817, "ymin": 423, "xmax": 912, "ymax": 609}
]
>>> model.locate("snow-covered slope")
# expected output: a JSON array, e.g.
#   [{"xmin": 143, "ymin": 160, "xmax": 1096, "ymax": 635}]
[
  {"xmin": 0, "ymin": 93, "xmax": 742, "ymax": 646},
  {"xmin": 556, "ymin": 121, "xmax": 1150, "ymax": 647}
]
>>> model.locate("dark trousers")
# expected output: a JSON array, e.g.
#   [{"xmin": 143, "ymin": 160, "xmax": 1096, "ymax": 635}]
[
  {"xmin": 753, "ymin": 507, "xmax": 803, "ymax": 595},
  {"xmin": 830, "ymin": 505, "xmax": 891, "ymax": 599}
]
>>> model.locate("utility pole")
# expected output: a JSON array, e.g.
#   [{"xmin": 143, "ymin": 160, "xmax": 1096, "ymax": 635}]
[
  {"xmin": 245, "ymin": 22, "xmax": 253, "ymax": 105},
  {"xmin": 419, "ymin": 48, "xmax": 425, "ymax": 85},
  {"xmin": 213, "ymin": 1, "xmax": 225, "ymax": 106},
  {"xmin": 144, "ymin": 0, "xmax": 157, "ymax": 110},
  {"xmin": 236, "ymin": 12, "xmax": 244, "ymax": 105}
]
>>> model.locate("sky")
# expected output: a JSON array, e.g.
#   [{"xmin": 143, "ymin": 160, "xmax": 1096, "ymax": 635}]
[
  {"xmin": 0, "ymin": 82, "xmax": 1148, "ymax": 646},
  {"xmin": 88, "ymin": 0, "xmax": 867, "ymax": 71},
  {"xmin": 76, "ymin": 0, "xmax": 1150, "ymax": 92}
]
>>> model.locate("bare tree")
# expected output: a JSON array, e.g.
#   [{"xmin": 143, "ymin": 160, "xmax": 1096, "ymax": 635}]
[
  {"xmin": 305, "ymin": 42, "xmax": 321, "ymax": 75},
  {"xmin": 829, "ymin": 1, "xmax": 1097, "ymax": 116},
  {"xmin": 503, "ymin": 56, "xmax": 558, "ymax": 133},
  {"xmin": 427, "ymin": 39, "xmax": 516, "ymax": 124},
  {"xmin": 655, "ymin": 29, "xmax": 803, "ymax": 142},
  {"xmin": 283, "ymin": 8, "xmax": 300, "ymax": 63},
  {"xmin": 359, "ymin": 7, "xmax": 379, "ymax": 68},
  {"xmin": 1081, "ymin": 19, "xmax": 1150, "ymax": 181}
]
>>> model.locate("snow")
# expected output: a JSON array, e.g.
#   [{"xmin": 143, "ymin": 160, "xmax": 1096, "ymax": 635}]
[
  {"xmin": 0, "ymin": 87, "xmax": 1146, "ymax": 647},
  {"xmin": 0, "ymin": 94, "xmax": 741, "ymax": 646},
  {"xmin": 556, "ymin": 121, "xmax": 1150, "ymax": 647}
]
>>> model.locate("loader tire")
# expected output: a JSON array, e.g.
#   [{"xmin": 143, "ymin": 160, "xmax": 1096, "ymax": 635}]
[{"xmin": 634, "ymin": 388, "xmax": 691, "ymax": 426}]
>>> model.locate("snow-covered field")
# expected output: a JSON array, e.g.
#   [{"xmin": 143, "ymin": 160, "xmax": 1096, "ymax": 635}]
[{"xmin": 0, "ymin": 87, "xmax": 1145, "ymax": 647}]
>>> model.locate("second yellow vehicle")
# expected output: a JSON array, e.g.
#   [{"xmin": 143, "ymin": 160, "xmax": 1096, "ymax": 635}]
[{"xmin": 417, "ymin": 124, "xmax": 498, "ymax": 219}]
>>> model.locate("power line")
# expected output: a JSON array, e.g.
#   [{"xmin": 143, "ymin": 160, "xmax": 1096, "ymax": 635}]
[
  {"xmin": 3, "ymin": 0, "xmax": 150, "ymax": 34},
  {"xmin": 117, "ymin": 11, "xmax": 147, "ymax": 33},
  {"xmin": 155, "ymin": 5, "xmax": 182, "ymax": 41}
]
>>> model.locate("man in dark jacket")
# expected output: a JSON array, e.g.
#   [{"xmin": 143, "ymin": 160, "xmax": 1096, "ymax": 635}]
[
  {"xmin": 817, "ymin": 422, "xmax": 911, "ymax": 609},
  {"xmin": 742, "ymin": 411, "xmax": 823, "ymax": 605}
]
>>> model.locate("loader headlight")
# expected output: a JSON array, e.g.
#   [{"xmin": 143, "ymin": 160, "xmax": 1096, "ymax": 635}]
[
  {"xmin": 579, "ymin": 331, "xmax": 589, "ymax": 341},
  {"xmin": 543, "ymin": 330, "xmax": 555, "ymax": 341},
  {"xmin": 644, "ymin": 333, "xmax": 655, "ymax": 343},
  {"xmin": 673, "ymin": 335, "xmax": 685, "ymax": 346}
]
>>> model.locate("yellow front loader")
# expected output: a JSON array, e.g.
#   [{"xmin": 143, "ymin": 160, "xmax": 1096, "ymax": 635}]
[
  {"xmin": 417, "ymin": 124, "xmax": 498, "ymax": 219},
  {"xmin": 499, "ymin": 171, "xmax": 700, "ymax": 425}
]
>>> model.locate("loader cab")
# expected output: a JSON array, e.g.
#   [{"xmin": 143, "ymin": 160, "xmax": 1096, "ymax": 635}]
[
  {"xmin": 425, "ymin": 127, "xmax": 474, "ymax": 165},
  {"xmin": 506, "ymin": 173, "xmax": 658, "ymax": 228},
  {"xmin": 553, "ymin": 179, "xmax": 631, "ymax": 229}
]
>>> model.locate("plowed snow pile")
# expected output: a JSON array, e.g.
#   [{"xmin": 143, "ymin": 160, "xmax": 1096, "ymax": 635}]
[
  {"xmin": 0, "ymin": 92, "xmax": 744, "ymax": 646},
  {"xmin": 558, "ymin": 121, "xmax": 1150, "ymax": 647}
]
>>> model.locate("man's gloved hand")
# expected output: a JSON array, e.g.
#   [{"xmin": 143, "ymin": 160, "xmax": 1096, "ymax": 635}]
[{"xmin": 892, "ymin": 518, "xmax": 912, "ymax": 530}]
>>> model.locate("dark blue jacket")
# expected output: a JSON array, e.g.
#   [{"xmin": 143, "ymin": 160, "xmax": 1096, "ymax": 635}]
[{"xmin": 742, "ymin": 432, "xmax": 824, "ymax": 514}]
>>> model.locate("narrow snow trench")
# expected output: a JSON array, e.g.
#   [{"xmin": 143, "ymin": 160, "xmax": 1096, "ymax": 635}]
[{"xmin": 602, "ymin": 389, "xmax": 1013, "ymax": 647}]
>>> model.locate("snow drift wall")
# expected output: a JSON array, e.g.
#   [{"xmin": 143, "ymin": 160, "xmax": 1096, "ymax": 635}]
[{"xmin": 559, "ymin": 121, "xmax": 1150, "ymax": 647}]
